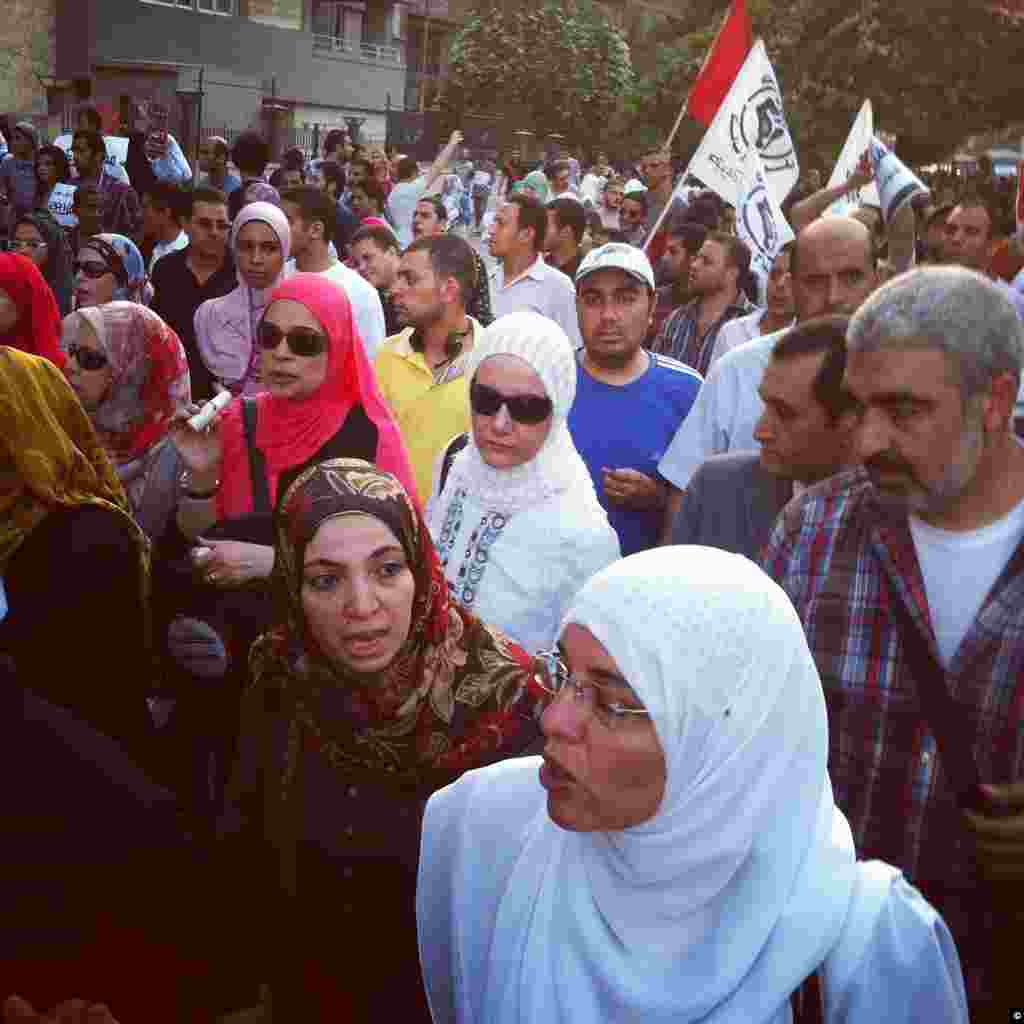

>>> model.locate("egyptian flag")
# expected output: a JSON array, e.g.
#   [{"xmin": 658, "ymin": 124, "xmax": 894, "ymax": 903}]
[{"xmin": 686, "ymin": 0, "xmax": 754, "ymax": 128}]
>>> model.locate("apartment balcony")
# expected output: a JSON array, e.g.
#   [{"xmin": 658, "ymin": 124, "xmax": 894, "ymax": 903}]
[{"xmin": 312, "ymin": 33, "xmax": 405, "ymax": 65}]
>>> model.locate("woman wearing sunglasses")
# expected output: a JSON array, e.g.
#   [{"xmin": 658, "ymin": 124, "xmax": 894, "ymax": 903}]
[
  {"xmin": 194, "ymin": 201, "xmax": 290, "ymax": 397},
  {"xmin": 73, "ymin": 234, "xmax": 150, "ymax": 309},
  {"xmin": 60, "ymin": 302, "xmax": 191, "ymax": 541},
  {"xmin": 427, "ymin": 312, "xmax": 618, "ymax": 654},
  {"xmin": 0, "ymin": 250, "xmax": 64, "ymax": 365},
  {"xmin": 179, "ymin": 457, "xmax": 540, "ymax": 1020},
  {"xmin": 11, "ymin": 210, "xmax": 75, "ymax": 316},
  {"xmin": 419, "ymin": 546, "xmax": 968, "ymax": 1024}
]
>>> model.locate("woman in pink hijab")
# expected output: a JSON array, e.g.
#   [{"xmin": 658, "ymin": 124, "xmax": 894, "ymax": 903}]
[{"xmin": 194, "ymin": 201, "xmax": 290, "ymax": 396}]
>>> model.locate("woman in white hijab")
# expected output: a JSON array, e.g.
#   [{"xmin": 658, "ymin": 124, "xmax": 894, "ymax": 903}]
[
  {"xmin": 426, "ymin": 311, "xmax": 620, "ymax": 654},
  {"xmin": 417, "ymin": 546, "xmax": 968, "ymax": 1024}
]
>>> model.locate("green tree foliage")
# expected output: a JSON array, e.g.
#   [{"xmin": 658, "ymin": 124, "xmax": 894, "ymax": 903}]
[
  {"xmin": 446, "ymin": 0, "xmax": 633, "ymax": 145},
  {"xmin": 622, "ymin": 0, "xmax": 1024, "ymax": 168}
]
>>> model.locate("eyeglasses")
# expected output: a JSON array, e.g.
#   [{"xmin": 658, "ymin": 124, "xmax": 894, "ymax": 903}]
[
  {"xmin": 10, "ymin": 239, "xmax": 47, "ymax": 251},
  {"xmin": 66, "ymin": 343, "xmax": 109, "ymax": 371},
  {"xmin": 532, "ymin": 649, "xmax": 650, "ymax": 726},
  {"xmin": 73, "ymin": 261, "xmax": 112, "ymax": 279},
  {"xmin": 469, "ymin": 381, "xmax": 552, "ymax": 425},
  {"xmin": 257, "ymin": 321, "xmax": 329, "ymax": 358}
]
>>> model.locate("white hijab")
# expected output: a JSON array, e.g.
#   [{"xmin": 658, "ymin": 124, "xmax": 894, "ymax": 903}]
[
  {"xmin": 429, "ymin": 310, "xmax": 600, "ymax": 518},
  {"xmin": 419, "ymin": 546, "xmax": 859, "ymax": 1024}
]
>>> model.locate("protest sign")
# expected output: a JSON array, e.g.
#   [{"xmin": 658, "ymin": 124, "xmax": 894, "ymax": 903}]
[
  {"xmin": 826, "ymin": 100, "xmax": 880, "ymax": 215},
  {"xmin": 687, "ymin": 39, "xmax": 799, "ymax": 211},
  {"xmin": 47, "ymin": 183, "xmax": 78, "ymax": 228},
  {"xmin": 54, "ymin": 134, "xmax": 130, "ymax": 181}
]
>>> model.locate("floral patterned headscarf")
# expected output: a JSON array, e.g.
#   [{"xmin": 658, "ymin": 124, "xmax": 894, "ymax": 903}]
[
  {"xmin": 251, "ymin": 457, "xmax": 539, "ymax": 792},
  {"xmin": 61, "ymin": 302, "xmax": 191, "ymax": 464}
]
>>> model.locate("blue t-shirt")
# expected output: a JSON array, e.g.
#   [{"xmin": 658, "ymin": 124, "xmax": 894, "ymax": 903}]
[{"xmin": 569, "ymin": 352, "xmax": 702, "ymax": 556}]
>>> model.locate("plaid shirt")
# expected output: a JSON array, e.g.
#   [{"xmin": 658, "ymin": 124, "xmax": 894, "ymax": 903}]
[
  {"xmin": 650, "ymin": 293, "xmax": 754, "ymax": 375},
  {"xmin": 762, "ymin": 468, "xmax": 1024, "ymax": 995}
]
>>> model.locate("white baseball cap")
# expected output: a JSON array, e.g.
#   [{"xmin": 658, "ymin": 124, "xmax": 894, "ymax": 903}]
[
  {"xmin": 575, "ymin": 242, "xmax": 656, "ymax": 291},
  {"xmin": 622, "ymin": 178, "xmax": 647, "ymax": 196}
]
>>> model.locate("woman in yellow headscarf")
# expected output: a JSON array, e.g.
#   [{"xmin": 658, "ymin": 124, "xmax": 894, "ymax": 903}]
[{"xmin": 0, "ymin": 344, "xmax": 151, "ymax": 744}]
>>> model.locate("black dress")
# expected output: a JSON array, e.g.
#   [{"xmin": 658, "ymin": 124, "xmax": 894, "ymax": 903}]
[{"xmin": 0, "ymin": 504, "xmax": 191, "ymax": 1021}]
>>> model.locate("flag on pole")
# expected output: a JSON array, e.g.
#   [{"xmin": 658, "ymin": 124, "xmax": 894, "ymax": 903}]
[
  {"xmin": 686, "ymin": 0, "xmax": 754, "ymax": 127},
  {"xmin": 687, "ymin": 39, "xmax": 800, "ymax": 209},
  {"xmin": 826, "ymin": 100, "xmax": 880, "ymax": 216},
  {"xmin": 735, "ymin": 146, "xmax": 795, "ymax": 302}
]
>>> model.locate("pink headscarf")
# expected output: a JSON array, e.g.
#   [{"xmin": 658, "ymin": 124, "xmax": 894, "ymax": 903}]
[{"xmin": 216, "ymin": 272, "xmax": 417, "ymax": 518}]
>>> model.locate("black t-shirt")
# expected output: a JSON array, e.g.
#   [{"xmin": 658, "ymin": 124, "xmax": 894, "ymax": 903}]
[{"xmin": 150, "ymin": 246, "xmax": 237, "ymax": 401}]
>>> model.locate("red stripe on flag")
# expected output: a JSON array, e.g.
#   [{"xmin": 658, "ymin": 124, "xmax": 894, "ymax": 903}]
[{"xmin": 685, "ymin": 0, "xmax": 754, "ymax": 128}]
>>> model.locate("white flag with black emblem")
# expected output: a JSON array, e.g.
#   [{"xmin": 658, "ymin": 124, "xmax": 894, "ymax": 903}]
[
  {"xmin": 735, "ymin": 146, "xmax": 794, "ymax": 303},
  {"xmin": 826, "ymin": 100, "xmax": 880, "ymax": 215},
  {"xmin": 687, "ymin": 38, "xmax": 799, "ymax": 209}
]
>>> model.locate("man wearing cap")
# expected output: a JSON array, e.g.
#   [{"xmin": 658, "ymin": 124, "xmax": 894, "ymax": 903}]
[
  {"xmin": 568, "ymin": 243, "xmax": 702, "ymax": 556},
  {"xmin": 651, "ymin": 232, "xmax": 756, "ymax": 376},
  {"xmin": 618, "ymin": 183, "xmax": 648, "ymax": 246},
  {"xmin": 0, "ymin": 121, "xmax": 39, "ymax": 230}
]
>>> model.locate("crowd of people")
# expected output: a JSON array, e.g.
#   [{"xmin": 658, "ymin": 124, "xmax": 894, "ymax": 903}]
[{"xmin": 2, "ymin": 100, "xmax": 1024, "ymax": 1024}]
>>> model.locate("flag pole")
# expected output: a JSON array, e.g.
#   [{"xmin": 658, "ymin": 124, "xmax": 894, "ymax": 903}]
[{"xmin": 643, "ymin": 156, "xmax": 692, "ymax": 251}]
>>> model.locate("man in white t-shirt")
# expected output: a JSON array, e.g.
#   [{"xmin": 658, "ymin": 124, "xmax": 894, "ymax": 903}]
[
  {"xmin": 761, "ymin": 266, "xmax": 1024, "ymax": 1017},
  {"xmin": 386, "ymin": 130, "xmax": 464, "ymax": 249},
  {"xmin": 280, "ymin": 185, "xmax": 386, "ymax": 360}
]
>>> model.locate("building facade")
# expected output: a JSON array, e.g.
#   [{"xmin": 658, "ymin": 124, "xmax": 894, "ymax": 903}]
[{"xmin": 53, "ymin": 0, "xmax": 413, "ymax": 157}]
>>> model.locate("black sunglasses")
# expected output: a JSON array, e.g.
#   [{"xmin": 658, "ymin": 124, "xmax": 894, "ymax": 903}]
[
  {"xmin": 66, "ymin": 343, "xmax": 109, "ymax": 371},
  {"xmin": 469, "ymin": 381, "xmax": 552, "ymax": 425},
  {"xmin": 73, "ymin": 260, "xmax": 112, "ymax": 279},
  {"xmin": 257, "ymin": 321, "xmax": 328, "ymax": 358}
]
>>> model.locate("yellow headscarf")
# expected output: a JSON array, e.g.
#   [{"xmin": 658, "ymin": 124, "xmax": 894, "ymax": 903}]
[{"xmin": 0, "ymin": 346, "xmax": 148, "ymax": 578}]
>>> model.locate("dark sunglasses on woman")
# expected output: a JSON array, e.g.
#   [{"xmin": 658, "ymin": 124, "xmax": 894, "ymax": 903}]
[
  {"xmin": 66, "ymin": 343, "xmax": 109, "ymax": 371},
  {"xmin": 469, "ymin": 381, "xmax": 553, "ymax": 425},
  {"xmin": 257, "ymin": 321, "xmax": 328, "ymax": 358},
  {"xmin": 72, "ymin": 261, "xmax": 112, "ymax": 279}
]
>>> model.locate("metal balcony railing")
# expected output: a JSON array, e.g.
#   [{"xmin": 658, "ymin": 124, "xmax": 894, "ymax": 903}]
[{"xmin": 313, "ymin": 34, "xmax": 405, "ymax": 64}]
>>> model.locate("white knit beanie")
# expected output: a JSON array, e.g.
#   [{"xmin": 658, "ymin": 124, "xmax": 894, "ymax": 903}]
[{"xmin": 465, "ymin": 311, "xmax": 576, "ymax": 423}]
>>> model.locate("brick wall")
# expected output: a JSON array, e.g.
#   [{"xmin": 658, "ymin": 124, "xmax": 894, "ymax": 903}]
[{"xmin": 0, "ymin": 0, "xmax": 57, "ymax": 115}]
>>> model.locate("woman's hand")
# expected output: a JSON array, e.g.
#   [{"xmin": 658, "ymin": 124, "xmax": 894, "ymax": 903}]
[
  {"xmin": 168, "ymin": 403, "xmax": 224, "ymax": 478},
  {"xmin": 3, "ymin": 996, "xmax": 119, "ymax": 1023},
  {"xmin": 192, "ymin": 539, "xmax": 274, "ymax": 588}
]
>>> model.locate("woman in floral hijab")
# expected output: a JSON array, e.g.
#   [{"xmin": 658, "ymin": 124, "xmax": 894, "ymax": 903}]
[
  {"xmin": 197, "ymin": 457, "xmax": 540, "ymax": 1022},
  {"xmin": 61, "ymin": 301, "xmax": 190, "ymax": 540}
]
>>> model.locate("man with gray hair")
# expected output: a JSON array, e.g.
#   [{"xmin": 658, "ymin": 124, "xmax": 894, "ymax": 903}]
[{"xmin": 762, "ymin": 265, "xmax": 1024, "ymax": 1016}]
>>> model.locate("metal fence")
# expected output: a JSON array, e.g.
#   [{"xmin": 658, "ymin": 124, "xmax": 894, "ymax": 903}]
[{"xmin": 312, "ymin": 34, "xmax": 405, "ymax": 65}]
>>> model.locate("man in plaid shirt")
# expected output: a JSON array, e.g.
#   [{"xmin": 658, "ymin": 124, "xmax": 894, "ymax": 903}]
[{"xmin": 763, "ymin": 266, "xmax": 1024, "ymax": 1015}]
